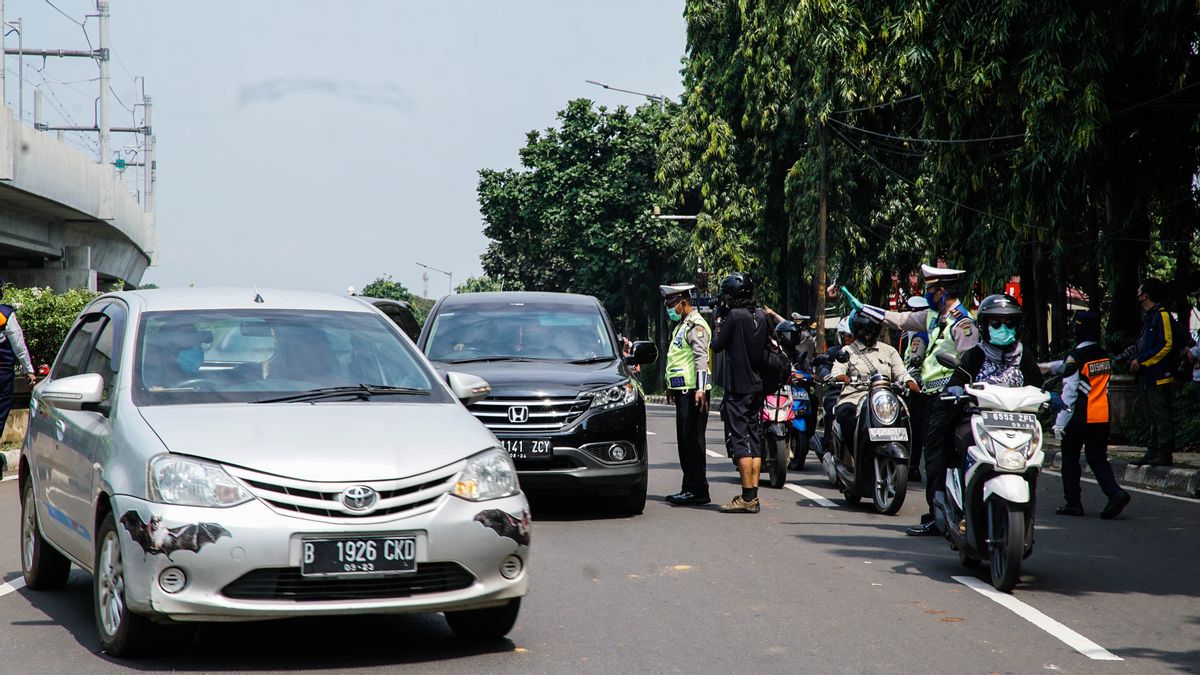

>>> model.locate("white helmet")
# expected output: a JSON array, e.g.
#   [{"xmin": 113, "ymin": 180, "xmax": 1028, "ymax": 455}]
[{"xmin": 836, "ymin": 316, "xmax": 852, "ymax": 340}]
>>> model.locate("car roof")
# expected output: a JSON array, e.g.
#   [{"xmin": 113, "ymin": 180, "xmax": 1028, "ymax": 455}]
[
  {"xmin": 105, "ymin": 287, "xmax": 378, "ymax": 313},
  {"xmin": 357, "ymin": 296, "xmax": 414, "ymax": 310},
  {"xmin": 436, "ymin": 291, "xmax": 599, "ymax": 308}
]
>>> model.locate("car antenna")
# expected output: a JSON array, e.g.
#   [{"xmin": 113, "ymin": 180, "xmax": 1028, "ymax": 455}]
[{"xmin": 253, "ymin": 288, "xmax": 265, "ymax": 304}]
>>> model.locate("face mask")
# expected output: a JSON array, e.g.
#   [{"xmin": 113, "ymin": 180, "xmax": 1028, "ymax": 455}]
[
  {"xmin": 988, "ymin": 325, "xmax": 1016, "ymax": 347},
  {"xmin": 177, "ymin": 346, "xmax": 203, "ymax": 374},
  {"xmin": 926, "ymin": 291, "xmax": 943, "ymax": 312},
  {"xmin": 667, "ymin": 307, "xmax": 681, "ymax": 322}
]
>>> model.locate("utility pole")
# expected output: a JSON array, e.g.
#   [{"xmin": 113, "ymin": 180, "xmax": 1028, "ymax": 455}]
[
  {"xmin": 97, "ymin": 0, "xmax": 110, "ymax": 167},
  {"xmin": 815, "ymin": 122, "xmax": 829, "ymax": 352},
  {"xmin": 143, "ymin": 94, "xmax": 154, "ymax": 212}
]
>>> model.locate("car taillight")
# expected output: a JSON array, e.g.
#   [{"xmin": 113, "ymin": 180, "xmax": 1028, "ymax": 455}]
[{"xmin": 36, "ymin": 364, "xmax": 50, "ymax": 376}]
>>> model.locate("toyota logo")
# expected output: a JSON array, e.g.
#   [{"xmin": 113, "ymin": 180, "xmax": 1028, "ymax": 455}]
[
  {"xmin": 507, "ymin": 406, "xmax": 530, "ymax": 424},
  {"xmin": 340, "ymin": 486, "xmax": 378, "ymax": 512}
]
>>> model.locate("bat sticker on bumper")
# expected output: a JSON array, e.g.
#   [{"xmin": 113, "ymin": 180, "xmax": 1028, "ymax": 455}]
[
  {"xmin": 474, "ymin": 509, "xmax": 531, "ymax": 546},
  {"xmin": 120, "ymin": 510, "xmax": 231, "ymax": 560}
]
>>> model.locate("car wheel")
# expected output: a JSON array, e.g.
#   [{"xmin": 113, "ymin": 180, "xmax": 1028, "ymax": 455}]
[
  {"xmin": 21, "ymin": 480, "xmax": 71, "ymax": 590},
  {"xmin": 611, "ymin": 479, "xmax": 647, "ymax": 516},
  {"xmin": 444, "ymin": 598, "xmax": 521, "ymax": 640},
  {"xmin": 94, "ymin": 510, "xmax": 157, "ymax": 656}
]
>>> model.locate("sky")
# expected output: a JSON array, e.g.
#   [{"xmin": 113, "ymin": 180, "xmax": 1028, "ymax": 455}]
[{"xmin": 5, "ymin": 0, "xmax": 687, "ymax": 296}]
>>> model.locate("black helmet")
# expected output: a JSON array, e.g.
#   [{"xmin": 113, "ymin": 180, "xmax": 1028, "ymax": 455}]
[
  {"xmin": 775, "ymin": 320, "xmax": 799, "ymax": 349},
  {"xmin": 977, "ymin": 294, "xmax": 1022, "ymax": 347},
  {"xmin": 719, "ymin": 272, "xmax": 754, "ymax": 300},
  {"xmin": 849, "ymin": 310, "xmax": 882, "ymax": 347}
]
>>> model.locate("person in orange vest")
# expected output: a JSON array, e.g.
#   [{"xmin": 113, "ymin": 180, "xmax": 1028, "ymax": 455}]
[{"xmin": 1042, "ymin": 312, "xmax": 1131, "ymax": 519}]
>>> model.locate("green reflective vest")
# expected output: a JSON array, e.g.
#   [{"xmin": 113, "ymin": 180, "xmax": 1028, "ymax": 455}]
[
  {"xmin": 666, "ymin": 314, "xmax": 712, "ymax": 391},
  {"xmin": 920, "ymin": 312, "xmax": 969, "ymax": 392}
]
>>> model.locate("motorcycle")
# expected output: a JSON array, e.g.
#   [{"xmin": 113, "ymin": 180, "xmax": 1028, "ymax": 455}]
[
  {"xmin": 826, "ymin": 351, "xmax": 913, "ymax": 515},
  {"xmin": 760, "ymin": 386, "xmax": 792, "ymax": 489},
  {"xmin": 811, "ymin": 352, "xmax": 843, "ymax": 487},
  {"xmin": 786, "ymin": 363, "xmax": 820, "ymax": 472},
  {"xmin": 931, "ymin": 352, "xmax": 1053, "ymax": 593}
]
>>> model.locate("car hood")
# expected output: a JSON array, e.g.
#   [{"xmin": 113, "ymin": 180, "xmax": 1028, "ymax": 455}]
[
  {"xmin": 433, "ymin": 359, "xmax": 626, "ymax": 397},
  {"xmin": 138, "ymin": 402, "xmax": 496, "ymax": 483}
]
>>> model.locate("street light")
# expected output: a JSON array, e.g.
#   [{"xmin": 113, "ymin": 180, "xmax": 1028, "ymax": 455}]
[
  {"xmin": 585, "ymin": 79, "xmax": 668, "ymax": 110},
  {"xmin": 416, "ymin": 262, "xmax": 453, "ymax": 297}
]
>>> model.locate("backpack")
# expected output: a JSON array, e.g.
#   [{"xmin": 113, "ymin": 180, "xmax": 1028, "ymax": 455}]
[{"xmin": 759, "ymin": 334, "xmax": 792, "ymax": 393}]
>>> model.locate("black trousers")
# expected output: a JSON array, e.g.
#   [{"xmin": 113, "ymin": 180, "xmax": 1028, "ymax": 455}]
[
  {"xmin": 1061, "ymin": 417, "xmax": 1120, "ymax": 505},
  {"xmin": 1139, "ymin": 378, "xmax": 1175, "ymax": 459},
  {"xmin": 906, "ymin": 392, "xmax": 929, "ymax": 472},
  {"xmin": 834, "ymin": 402, "xmax": 859, "ymax": 446},
  {"xmin": 0, "ymin": 369, "xmax": 13, "ymax": 441},
  {"xmin": 721, "ymin": 392, "xmax": 763, "ymax": 459},
  {"xmin": 674, "ymin": 389, "xmax": 710, "ymax": 496},
  {"xmin": 923, "ymin": 397, "xmax": 959, "ymax": 513}
]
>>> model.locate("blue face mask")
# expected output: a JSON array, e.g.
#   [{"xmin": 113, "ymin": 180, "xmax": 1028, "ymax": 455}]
[
  {"xmin": 177, "ymin": 346, "xmax": 203, "ymax": 374},
  {"xmin": 988, "ymin": 325, "xmax": 1016, "ymax": 347},
  {"xmin": 926, "ymin": 291, "xmax": 943, "ymax": 312},
  {"xmin": 667, "ymin": 305, "xmax": 682, "ymax": 322}
]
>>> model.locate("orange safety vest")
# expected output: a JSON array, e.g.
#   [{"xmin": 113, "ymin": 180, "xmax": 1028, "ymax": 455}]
[{"xmin": 1068, "ymin": 343, "xmax": 1111, "ymax": 424}]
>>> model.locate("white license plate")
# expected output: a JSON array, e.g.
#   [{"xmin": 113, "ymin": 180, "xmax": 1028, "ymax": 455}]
[{"xmin": 868, "ymin": 427, "xmax": 909, "ymax": 442}]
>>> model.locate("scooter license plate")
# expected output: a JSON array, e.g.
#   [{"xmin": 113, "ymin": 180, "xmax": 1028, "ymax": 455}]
[
  {"xmin": 868, "ymin": 427, "xmax": 908, "ymax": 442},
  {"xmin": 982, "ymin": 411, "xmax": 1038, "ymax": 430}
]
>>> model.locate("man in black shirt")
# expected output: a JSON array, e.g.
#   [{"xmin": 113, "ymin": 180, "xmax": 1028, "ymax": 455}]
[{"xmin": 712, "ymin": 272, "xmax": 769, "ymax": 513}]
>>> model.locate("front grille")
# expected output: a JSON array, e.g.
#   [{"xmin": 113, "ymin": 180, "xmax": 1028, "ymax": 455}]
[
  {"xmin": 221, "ymin": 562, "xmax": 475, "ymax": 601},
  {"xmin": 514, "ymin": 456, "xmax": 580, "ymax": 471},
  {"xmin": 225, "ymin": 462, "xmax": 463, "ymax": 521},
  {"xmin": 468, "ymin": 395, "xmax": 590, "ymax": 432}
]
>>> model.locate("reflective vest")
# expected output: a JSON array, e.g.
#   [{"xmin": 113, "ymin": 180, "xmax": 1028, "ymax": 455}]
[
  {"xmin": 1069, "ymin": 343, "xmax": 1111, "ymax": 424},
  {"xmin": 666, "ymin": 313, "xmax": 712, "ymax": 391},
  {"xmin": 920, "ymin": 311, "xmax": 970, "ymax": 392}
]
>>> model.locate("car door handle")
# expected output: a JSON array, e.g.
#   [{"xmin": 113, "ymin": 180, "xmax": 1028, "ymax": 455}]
[{"xmin": 55, "ymin": 420, "xmax": 66, "ymax": 436}]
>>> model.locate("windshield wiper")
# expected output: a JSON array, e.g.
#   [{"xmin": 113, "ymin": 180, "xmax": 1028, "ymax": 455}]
[
  {"xmin": 567, "ymin": 356, "xmax": 618, "ymax": 364},
  {"xmin": 253, "ymin": 384, "xmax": 431, "ymax": 404},
  {"xmin": 442, "ymin": 356, "xmax": 536, "ymax": 365}
]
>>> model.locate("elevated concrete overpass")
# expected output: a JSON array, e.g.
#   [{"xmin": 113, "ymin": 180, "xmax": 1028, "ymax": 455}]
[{"xmin": 0, "ymin": 107, "xmax": 155, "ymax": 291}]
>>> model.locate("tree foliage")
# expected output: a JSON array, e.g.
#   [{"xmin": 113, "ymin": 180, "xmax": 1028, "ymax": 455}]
[
  {"xmin": 478, "ymin": 99, "xmax": 681, "ymax": 336},
  {"xmin": 360, "ymin": 276, "xmax": 432, "ymax": 325},
  {"xmin": 3, "ymin": 286, "xmax": 99, "ymax": 367},
  {"xmin": 454, "ymin": 275, "xmax": 508, "ymax": 294}
]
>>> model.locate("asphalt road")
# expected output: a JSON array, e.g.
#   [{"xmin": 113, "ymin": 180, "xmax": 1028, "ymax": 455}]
[{"xmin": 0, "ymin": 405, "xmax": 1197, "ymax": 673}]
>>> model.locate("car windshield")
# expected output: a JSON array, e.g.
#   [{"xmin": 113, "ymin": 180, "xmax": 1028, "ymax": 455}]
[
  {"xmin": 425, "ymin": 302, "xmax": 616, "ymax": 363},
  {"xmin": 133, "ymin": 309, "xmax": 447, "ymax": 405}
]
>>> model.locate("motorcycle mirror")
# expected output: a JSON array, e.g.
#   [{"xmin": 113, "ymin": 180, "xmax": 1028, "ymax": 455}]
[
  {"xmin": 835, "ymin": 350, "xmax": 850, "ymax": 364},
  {"xmin": 935, "ymin": 352, "xmax": 962, "ymax": 370}
]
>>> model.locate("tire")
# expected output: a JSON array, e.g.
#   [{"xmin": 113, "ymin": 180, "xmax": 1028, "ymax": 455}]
[
  {"xmin": 94, "ymin": 510, "xmax": 158, "ymax": 656},
  {"xmin": 872, "ymin": 456, "xmax": 908, "ymax": 516},
  {"xmin": 842, "ymin": 491, "xmax": 862, "ymax": 506},
  {"xmin": 959, "ymin": 550, "xmax": 982, "ymax": 569},
  {"xmin": 821, "ymin": 451, "xmax": 839, "ymax": 487},
  {"xmin": 21, "ymin": 481, "xmax": 71, "ymax": 590},
  {"xmin": 445, "ymin": 598, "xmax": 521, "ymax": 640},
  {"xmin": 989, "ymin": 501, "xmax": 1024, "ymax": 593},
  {"xmin": 765, "ymin": 435, "xmax": 788, "ymax": 488},
  {"xmin": 788, "ymin": 432, "xmax": 809, "ymax": 471},
  {"xmin": 611, "ymin": 479, "xmax": 647, "ymax": 516}
]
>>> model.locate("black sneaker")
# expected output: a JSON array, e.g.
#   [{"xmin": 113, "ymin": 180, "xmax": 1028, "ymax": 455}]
[
  {"xmin": 1055, "ymin": 503, "xmax": 1085, "ymax": 516},
  {"xmin": 1100, "ymin": 491, "xmax": 1131, "ymax": 520}
]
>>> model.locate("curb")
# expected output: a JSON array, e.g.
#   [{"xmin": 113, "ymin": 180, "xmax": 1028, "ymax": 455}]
[{"xmin": 1043, "ymin": 449, "xmax": 1199, "ymax": 499}]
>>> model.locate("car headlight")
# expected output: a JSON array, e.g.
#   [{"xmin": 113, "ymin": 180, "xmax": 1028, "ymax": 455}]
[
  {"xmin": 870, "ymin": 390, "xmax": 899, "ymax": 425},
  {"xmin": 148, "ymin": 455, "xmax": 253, "ymax": 507},
  {"xmin": 453, "ymin": 448, "xmax": 520, "ymax": 501},
  {"xmin": 587, "ymin": 380, "xmax": 637, "ymax": 411}
]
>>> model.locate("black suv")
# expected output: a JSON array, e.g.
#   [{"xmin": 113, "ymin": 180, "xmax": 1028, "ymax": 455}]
[{"xmin": 419, "ymin": 292, "xmax": 657, "ymax": 514}]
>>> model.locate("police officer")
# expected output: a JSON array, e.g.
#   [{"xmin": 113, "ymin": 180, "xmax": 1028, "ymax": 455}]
[
  {"xmin": 859, "ymin": 264, "xmax": 979, "ymax": 536},
  {"xmin": 0, "ymin": 286, "xmax": 37, "ymax": 462},
  {"xmin": 661, "ymin": 284, "xmax": 713, "ymax": 506},
  {"xmin": 1041, "ymin": 312, "xmax": 1131, "ymax": 519}
]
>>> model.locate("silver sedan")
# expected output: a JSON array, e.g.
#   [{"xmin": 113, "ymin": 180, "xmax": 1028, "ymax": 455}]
[{"xmin": 19, "ymin": 288, "xmax": 529, "ymax": 656}]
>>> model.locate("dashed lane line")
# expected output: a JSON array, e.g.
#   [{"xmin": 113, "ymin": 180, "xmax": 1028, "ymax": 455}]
[
  {"xmin": 952, "ymin": 575, "xmax": 1122, "ymax": 661},
  {"xmin": 784, "ymin": 483, "xmax": 837, "ymax": 507},
  {"xmin": 0, "ymin": 475, "xmax": 15, "ymax": 482},
  {"xmin": 1042, "ymin": 469, "xmax": 1198, "ymax": 504},
  {"xmin": 705, "ymin": 449, "xmax": 723, "ymax": 458},
  {"xmin": 646, "ymin": 431, "xmax": 657, "ymax": 436},
  {"xmin": 0, "ymin": 578, "xmax": 25, "ymax": 599}
]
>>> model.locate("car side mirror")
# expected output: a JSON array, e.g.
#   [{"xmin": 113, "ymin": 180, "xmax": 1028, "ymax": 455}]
[
  {"xmin": 445, "ymin": 371, "xmax": 491, "ymax": 405},
  {"xmin": 626, "ymin": 341, "xmax": 658, "ymax": 366},
  {"xmin": 935, "ymin": 352, "xmax": 962, "ymax": 370},
  {"xmin": 39, "ymin": 373, "xmax": 105, "ymax": 411}
]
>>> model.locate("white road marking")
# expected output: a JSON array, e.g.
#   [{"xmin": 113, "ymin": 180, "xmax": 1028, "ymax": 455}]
[
  {"xmin": 0, "ymin": 578, "xmax": 25, "ymax": 599},
  {"xmin": 952, "ymin": 575, "xmax": 1122, "ymax": 661},
  {"xmin": 705, "ymin": 449, "xmax": 723, "ymax": 458},
  {"xmin": 784, "ymin": 483, "xmax": 836, "ymax": 507},
  {"xmin": 646, "ymin": 431, "xmax": 657, "ymax": 436},
  {"xmin": 0, "ymin": 475, "xmax": 16, "ymax": 482},
  {"xmin": 1042, "ymin": 469, "xmax": 1198, "ymax": 504}
]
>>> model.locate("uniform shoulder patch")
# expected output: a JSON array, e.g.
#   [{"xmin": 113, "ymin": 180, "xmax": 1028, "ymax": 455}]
[{"xmin": 961, "ymin": 324, "xmax": 972, "ymax": 336}]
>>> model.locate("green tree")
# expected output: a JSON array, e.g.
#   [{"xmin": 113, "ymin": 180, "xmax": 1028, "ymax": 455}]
[
  {"xmin": 360, "ymin": 276, "xmax": 431, "ymax": 325},
  {"xmin": 454, "ymin": 275, "xmax": 508, "ymax": 294},
  {"xmin": 3, "ymin": 286, "xmax": 99, "ymax": 367},
  {"xmin": 478, "ymin": 99, "xmax": 681, "ymax": 337}
]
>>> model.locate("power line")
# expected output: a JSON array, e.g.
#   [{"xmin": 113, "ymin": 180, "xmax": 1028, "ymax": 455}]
[
  {"xmin": 830, "ymin": 117, "xmax": 1024, "ymax": 145},
  {"xmin": 1111, "ymin": 81, "xmax": 1200, "ymax": 116},
  {"xmin": 832, "ymin": 91, "xmax": 927, "ymax": 115},
  {"xmin": 43, "ymin": 0, "xmax": 83, "ymax": 26}
]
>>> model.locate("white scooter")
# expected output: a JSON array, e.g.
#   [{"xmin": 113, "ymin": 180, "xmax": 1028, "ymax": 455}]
[{"xmin": 932, "ymin": 353, "xmax": 1059, "ymax": 593}]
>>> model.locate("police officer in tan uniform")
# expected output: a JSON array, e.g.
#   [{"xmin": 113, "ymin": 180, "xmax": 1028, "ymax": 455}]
[{"xmin": 661, "ymin": 284, "xmax": 713, "ymax": 506}]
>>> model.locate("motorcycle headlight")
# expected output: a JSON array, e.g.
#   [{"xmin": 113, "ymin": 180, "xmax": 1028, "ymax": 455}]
[
  {"xmin": 870, "ymin": 390, "xmax": 900, "ymax": 425},
  {"xmin": 997, "ymin": 449, "xmax": 1027, "ymax": 471},
  {"xmin": 587, "ymin": 380, "xmax": 637, "ymax": 411},
  {"xmin": 149, "ymin": 455, "xmax": 253, "ymax": 507},
  {"xmin": 453, "ymin": 448, "xmax": 520, "ymax": 501}
]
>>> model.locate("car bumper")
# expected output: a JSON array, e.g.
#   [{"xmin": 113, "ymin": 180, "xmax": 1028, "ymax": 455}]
[
  {"xmin": 111, "ymin": 492, "xmax": 530, "ymax": 622},
  {"xmin": 503, "ymin": 404, "xmax": 647, "ymax": 495}
]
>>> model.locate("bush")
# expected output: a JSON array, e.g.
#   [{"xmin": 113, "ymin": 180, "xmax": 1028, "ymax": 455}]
[
  {"xmin": 1112, "ymin": 383, "xmax": 1200, "ymax": 453},
  {"xmin": 3, "ymin": 286, "xmax": 99, "ymax": 367}
]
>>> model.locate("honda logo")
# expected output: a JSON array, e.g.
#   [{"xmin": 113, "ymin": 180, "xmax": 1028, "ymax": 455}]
[
  {"xmin": 339, "ymin": 485, "xmax": 378, "ymax": 512},
  {"xmin": 507, "ymin": 406, "xmax": 530, "ymax": 424}
]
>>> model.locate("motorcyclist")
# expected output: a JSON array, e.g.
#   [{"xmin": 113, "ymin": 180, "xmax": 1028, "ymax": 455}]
[{"xmin": 830, "ymin": 312, "xmax": 920, "ymax": 444}]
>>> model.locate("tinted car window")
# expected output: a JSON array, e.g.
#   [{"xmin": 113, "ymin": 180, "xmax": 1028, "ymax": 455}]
[
  {"xmin": 52, "ymin": 315, "xmax": 105, "ymax": 380},
  {"xmin": 425, "ymin": 302, "xmax": 615, "ymax": 363},
  {"xmin": 84, "ymin": 318, "xmax": 118, "ymax": 402},
  {"xmin": 133, "ymin": 309, "xmax": 448, "ymax": 406}
]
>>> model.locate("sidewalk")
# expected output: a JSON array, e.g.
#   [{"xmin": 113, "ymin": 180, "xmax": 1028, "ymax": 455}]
[{"xmin": 1042, "ymin": 439, "xmax": 1200, "ymax": 499}]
